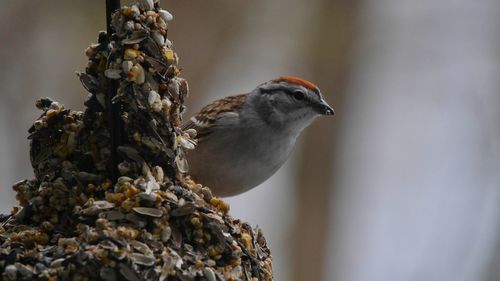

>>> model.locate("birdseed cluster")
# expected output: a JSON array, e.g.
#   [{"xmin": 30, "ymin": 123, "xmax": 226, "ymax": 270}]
[{"xmin": 0, "ymin": 1, "xmax": 273, "ymax": 280}]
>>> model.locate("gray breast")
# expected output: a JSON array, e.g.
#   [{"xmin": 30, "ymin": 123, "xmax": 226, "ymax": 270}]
[{"xmin": 187, "ymin": 123, "xmax": 296, "ymax": 196}]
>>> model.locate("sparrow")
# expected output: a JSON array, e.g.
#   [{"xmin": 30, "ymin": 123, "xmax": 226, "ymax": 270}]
[{"xmin": 182, "ymin": 76, "xmax": 334, "ymax": 197}]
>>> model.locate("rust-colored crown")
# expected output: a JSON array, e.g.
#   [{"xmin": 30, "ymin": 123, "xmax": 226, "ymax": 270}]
[{"xmin": 273, "ymin": 76, "xmax": 319, "ymax": 92}]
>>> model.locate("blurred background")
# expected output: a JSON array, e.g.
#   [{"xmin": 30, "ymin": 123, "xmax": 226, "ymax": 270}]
[{"xmin": 1, "ymin": 0, "xmax": 500, "ymax": 280}]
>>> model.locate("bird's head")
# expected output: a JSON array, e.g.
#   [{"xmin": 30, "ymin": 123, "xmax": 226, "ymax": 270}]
[{"xmin": 249, "ymin": 76, "xmax": 334, "ymax": 132}]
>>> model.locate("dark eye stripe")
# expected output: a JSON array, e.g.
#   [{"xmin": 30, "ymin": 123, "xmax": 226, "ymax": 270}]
[
  {"xmin": 263, "ymin": 83, "xmax": 321, "ymax": 103},
  {"xmin": 293, "ymin": 91, "xmax": 305, "ymax": 100}
]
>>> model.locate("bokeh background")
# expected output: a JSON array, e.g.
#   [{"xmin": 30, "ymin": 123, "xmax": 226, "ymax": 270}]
[{"xmin": 1, "ymin": 0, "xmax": 500, "ymax": 280}]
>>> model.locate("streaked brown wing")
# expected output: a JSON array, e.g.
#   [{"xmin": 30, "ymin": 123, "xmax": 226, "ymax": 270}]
[{"xmin": 181, "ymin": 94, "xmax": 247, "ymax": 140}]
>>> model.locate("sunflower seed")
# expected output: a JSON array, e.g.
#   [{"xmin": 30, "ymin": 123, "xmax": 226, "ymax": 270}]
[
  {"xmin": 130, "ymin": 240, "xmax": 153, "ymax": 255},
  {"xmin": 161, "ymin": 226, "xmax": 172, "ymax": 242},
  {"xmin": 179, "ymin": 136, "xmax": 195, "ymax": 150},
  {"xmin": 122, "ymin": 30, "xmax": 149, "ymax": 45},
  {"xmin": 158, "ymin": 10, "xmax": 173, "ymax": 22},
  {"xmin": 152, "ymin": 31, "xmax": 165, "ymax": 46},
  {"xmin": 170, "ymin": 202, "xmax": 196, "ymax": 217},
  {"xmin": 133, "ymin": 207, "xmax": 163, "ymax": 217},
  {"xmin": 139, "ymin": 0, "xmax": 154, "ymax": 11},
  {"xmin": 203, "ymin": 267, "xmax": 216, "ymax": 281},
  {"xmin": 119, "ymin": 263, "xmax": 140, "ymax": 281}
]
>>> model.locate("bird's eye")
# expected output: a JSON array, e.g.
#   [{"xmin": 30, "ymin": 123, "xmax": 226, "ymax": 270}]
[{"xmin": 293, "ymin": 91, "xmax": 305, "ymax": 101}]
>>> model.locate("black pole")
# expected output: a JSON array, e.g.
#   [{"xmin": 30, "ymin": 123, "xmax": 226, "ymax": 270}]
[
  {"xmin": 105, "ymin": 0, "xmax": 121, "ymax": 182},
  {"xmin": 106, "ymin": 0, "xmax": 120, "ymax": 37}
]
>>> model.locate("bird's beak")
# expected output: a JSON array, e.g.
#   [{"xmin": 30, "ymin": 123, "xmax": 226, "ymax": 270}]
[{"xmin": 317, "ymin": 99, "xmax": 334, "ymax": 116}]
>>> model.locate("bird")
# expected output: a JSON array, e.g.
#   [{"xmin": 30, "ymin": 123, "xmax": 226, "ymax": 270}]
[{"xmin": 182, "ymin": 76, "xmax": 334, "ymax": 197}]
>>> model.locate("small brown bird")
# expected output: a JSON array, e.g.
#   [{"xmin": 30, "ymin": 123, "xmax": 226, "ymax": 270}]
[{"xmin": 183, "ymin": 77, "xmax": 334, "ymax": 197}]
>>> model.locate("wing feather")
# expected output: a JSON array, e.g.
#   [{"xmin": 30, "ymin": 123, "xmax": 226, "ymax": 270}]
[{"xmin": 181, "ymin": 94, "xmax": 247, "ymax": 140}]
